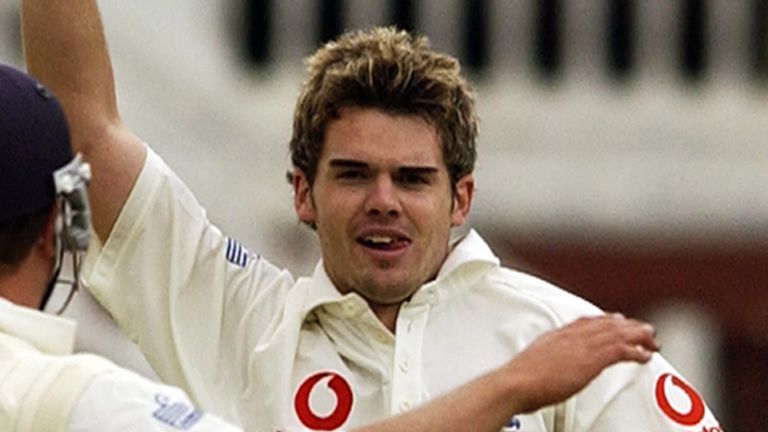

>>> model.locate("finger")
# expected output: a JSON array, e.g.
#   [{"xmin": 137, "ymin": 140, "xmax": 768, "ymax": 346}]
[
  {"xmin": 563, "ymin": 314, "xmax": 660, "ymax": 361},
  {"xmin": 596, "ymin": 314, "xmax": 659, "ymax": 346},
  {"xmin": 615, "ymin": 323, "xmax": 659, "ymax": 363},
  {"xmin": 621, "ymin": 321, "xmax": 660, "ymax": 352},
  {"xmin": 625, "ymin": 344, "xmax": 655, "ymax": 363}
]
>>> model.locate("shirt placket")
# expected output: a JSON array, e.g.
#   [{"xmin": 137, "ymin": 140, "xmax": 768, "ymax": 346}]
[{"xmin": 390, "ymin": 302, "xmax": 430, "ymax": 414}]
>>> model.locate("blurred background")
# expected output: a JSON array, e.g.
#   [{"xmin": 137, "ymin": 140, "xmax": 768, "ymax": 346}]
[{"xmin": 1, "ymin": 0, "xmax": 766, "ymax": 428}]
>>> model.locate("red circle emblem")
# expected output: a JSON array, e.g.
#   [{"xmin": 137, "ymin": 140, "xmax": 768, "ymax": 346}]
[
  {"xmin": 294, "ymin": 371, "xmax": 353, "ymax": 430},
  {"xmin": 655, "ymin": 373, "xmax": 705, "ymax": 426}
]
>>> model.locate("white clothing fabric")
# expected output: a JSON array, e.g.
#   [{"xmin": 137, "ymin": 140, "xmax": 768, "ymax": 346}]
[
  {"xmin": 0, "ymin": 297, "xmax": 108, "ymax": 432},
  {"xmin": 0, "ymin": 298, "xmax": 241, "ymax": 432},
  {"xmin": 69, "ymin": 369, "xmax": 242, "ymax": 431},
  {"xmin": 83, "ymin": 147, "xmax": 724, "ymax": 431}
]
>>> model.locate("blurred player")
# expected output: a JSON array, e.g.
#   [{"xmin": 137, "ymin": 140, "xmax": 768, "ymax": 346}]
[
  {"xmin": 21, "ymin": 0, "xmax": 724, "ymax": 431},
  {"xmin": 0, "ymin": 62, "xmax": 242, "ymax": 431}
]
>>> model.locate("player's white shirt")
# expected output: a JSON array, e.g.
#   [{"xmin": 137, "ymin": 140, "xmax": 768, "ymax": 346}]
[
  {"xmin": 82, "ymin": 146, "xmax": 724, "ymax": 432},
  {"xmin": 0, "ymin": 298, "xmax": 242, "ymax": 432}
]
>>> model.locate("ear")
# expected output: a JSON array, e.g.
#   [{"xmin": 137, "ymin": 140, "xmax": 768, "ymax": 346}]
[
  {"xmin": 450, "ymin": 174, "xmax": 474, "ymax": 227},
  {"xmin": 292, "ymin": 169, "xmax": 316, "ymax": 225},
  {"xmin": 37, "ymin": 205, "xmax": 58, "ymax": 258}
]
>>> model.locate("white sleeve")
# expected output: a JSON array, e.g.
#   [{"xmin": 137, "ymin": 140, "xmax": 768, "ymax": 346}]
[
  {"xmin": 509, "ymin": 275, "xmax": 725, "ymax": 431},
  {"xmin": 67, "ymin": 369, "xmax": 243, "ymax": 432},
  {"xmin": 568, "ymin": 354, "xmax": 724, "ymax": 431},
  {"xmin": 82, "ymin": 147, "xmax": 294, "ymax": 417}
]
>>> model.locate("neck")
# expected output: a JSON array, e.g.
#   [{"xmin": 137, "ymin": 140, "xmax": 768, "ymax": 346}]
[
  {"xmin": 0, "ymin": 255, "xmax": 47, "ymax": 310},
  {"xmin": 368, "ymin": 301, "xmax": 402, "ymax": 333}
]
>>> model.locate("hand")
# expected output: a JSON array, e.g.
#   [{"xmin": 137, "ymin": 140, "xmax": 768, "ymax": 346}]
[{"xmin": 504, "ymin": 313, "xmax": 659, "ymax": 413}]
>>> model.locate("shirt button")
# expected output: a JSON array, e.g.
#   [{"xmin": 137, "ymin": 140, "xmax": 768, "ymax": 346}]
[
  {"xmin": 398, "ymin": 357, "xmax": 409, "ymax": 372},
  {"xmin": 399, "ymin": 400, "xmax": 412, "ymax": 412},
  {"xmin": 342, "ymin": 302, "xmax": 357, "ymax": 316}
]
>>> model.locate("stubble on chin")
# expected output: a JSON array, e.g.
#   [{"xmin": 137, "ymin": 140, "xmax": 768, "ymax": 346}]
[{"xmin": 355, "ymin": 272, "xmax": 422, "ymax": 305}]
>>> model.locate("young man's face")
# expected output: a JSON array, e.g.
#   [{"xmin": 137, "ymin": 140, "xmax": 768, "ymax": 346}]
[{"xmin": 294, "ymin": 107, "xmax": 473, "ymax": 308}]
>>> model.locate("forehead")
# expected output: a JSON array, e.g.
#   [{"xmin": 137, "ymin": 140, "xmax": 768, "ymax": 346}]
[{"xmin": 321, "ymin": 107, "xmax": 444, "ymax": 167}]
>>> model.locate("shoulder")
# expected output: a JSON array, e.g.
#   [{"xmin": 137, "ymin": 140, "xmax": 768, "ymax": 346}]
[
  {"xmin": 446, "ymin": 230, "xmax": 603, "ymax": 326},
  {"xmin": 479, "ymin": 265, "xmax": 605, "ymax": 325},
  {"xmin": 0, "ymin": 338, "xmax": 119, "ymax": 431}
]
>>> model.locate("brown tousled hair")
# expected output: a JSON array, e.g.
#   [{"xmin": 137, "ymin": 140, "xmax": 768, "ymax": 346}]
[{"xmin": 289, "ymin": 27, "xmax": 478, "ymax": 187}]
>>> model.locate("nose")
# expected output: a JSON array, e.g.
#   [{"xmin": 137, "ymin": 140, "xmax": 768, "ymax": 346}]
[{"xmin": 364, "ymin": 175, "xmax": 401, "ymax": 217}]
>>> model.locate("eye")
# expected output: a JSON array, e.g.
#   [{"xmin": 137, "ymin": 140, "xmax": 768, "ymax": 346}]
[
  {"xmin": 397, "ymin": 172, "xmax": 430, "ymax": 186},
  {"xmin": 336, "ymin": 169, "xmax": 367, "ymax": 180}
]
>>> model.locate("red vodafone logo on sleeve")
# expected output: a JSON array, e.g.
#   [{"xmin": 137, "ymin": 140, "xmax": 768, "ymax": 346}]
[
  {"xmin": 294, "ymin": 371, "xmax": 353, "ymax": 430},
  {"xmin": 655, "ymin": 373, "xmax": 706, "ymax": 427}
]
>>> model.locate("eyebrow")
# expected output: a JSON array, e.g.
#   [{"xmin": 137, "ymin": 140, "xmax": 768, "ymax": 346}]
[
  {"xmin": 328, "ymin": 159, "xmax": 369, "ymax": 169},
  {"xmin": 328, "ymin": 159, "xmax": 440, "ymax": 174}
]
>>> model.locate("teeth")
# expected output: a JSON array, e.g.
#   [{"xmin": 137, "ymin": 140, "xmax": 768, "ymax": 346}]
[{"xmin": 365, "ymin": 236, "xmax": 394, "ymax": 244}]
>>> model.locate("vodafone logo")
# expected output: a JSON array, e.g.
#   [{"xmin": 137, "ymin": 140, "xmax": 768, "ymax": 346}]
[
  {"xmin": 294, "ymin": 371, "xmax": 353, "ymax": 430},
  {"xmin": 655, "ymin": 373, "xmax": 705, "ymax": 427}
]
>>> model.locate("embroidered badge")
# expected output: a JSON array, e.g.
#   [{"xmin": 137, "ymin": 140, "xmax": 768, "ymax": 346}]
[
  {"xmin": 225, "ymin": 237, "xmax": 252, "ymax": 267},
  {"xmin": 502, "ymin": 415, "xmax": 522, "ymax": 431},
  {"xmin": 152, "ymin": 393, "xmax": 203, "ymax": 430}
]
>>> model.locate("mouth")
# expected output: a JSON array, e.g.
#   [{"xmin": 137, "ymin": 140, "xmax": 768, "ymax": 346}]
[{"xmin": 357, "ymin": 232, "xmax": 411, "ymax": 252}]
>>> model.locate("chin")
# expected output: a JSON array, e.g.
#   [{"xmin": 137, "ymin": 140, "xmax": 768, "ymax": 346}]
[
  {"xmin": 365, "ymin": 281, "xmax": 419, "ymax": 303},
  {"xmin": 364, "ymin": 293, "xmax": 415, "ymax": 307}
]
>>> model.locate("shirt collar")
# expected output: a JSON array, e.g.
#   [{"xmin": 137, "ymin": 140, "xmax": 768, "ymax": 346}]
[
  {"xmin": 300, "ymin": 229, "xmax": 499, "ymax": 320},
  {"xmin": 438, "ymin": 229, "xmax": 500, "ymax": 278},
  {"xmin": 300, "ymin": 262, "xmax": 369, "ymax": 321},
  {"xmin": 0, "ymin": 297, "xmax": 77, "ymax": 355},
  {"xmin": 413, "ymin": 229, "xmax": 500, "ymax": 304}
]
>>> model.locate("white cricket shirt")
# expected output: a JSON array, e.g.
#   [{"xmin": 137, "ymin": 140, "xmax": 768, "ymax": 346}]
[
  {"xmin": 0, "ymin": 298, "xmax": 242, "ymax": 432},
  {"xmin": 83, "ymin": 147, "xmax": 724, "ymax": 431}
]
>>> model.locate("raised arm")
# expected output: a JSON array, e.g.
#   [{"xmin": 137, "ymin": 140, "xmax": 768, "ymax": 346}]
[
  {"xmin": 21, "ymin": 0, "xmax": 145, "ymax": 240},
  {"xmin": 353, "ymin": 314, "xmax": 659, "ymax": 432}
]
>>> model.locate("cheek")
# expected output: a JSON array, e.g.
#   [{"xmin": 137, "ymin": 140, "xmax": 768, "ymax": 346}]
[
  {"xmin": 412, "ymin": 199, "xmax": 453, "ymax": 232},
  {"xmin": 313, "ymin": 193, "xmax": 356, "ymax": 233}
]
